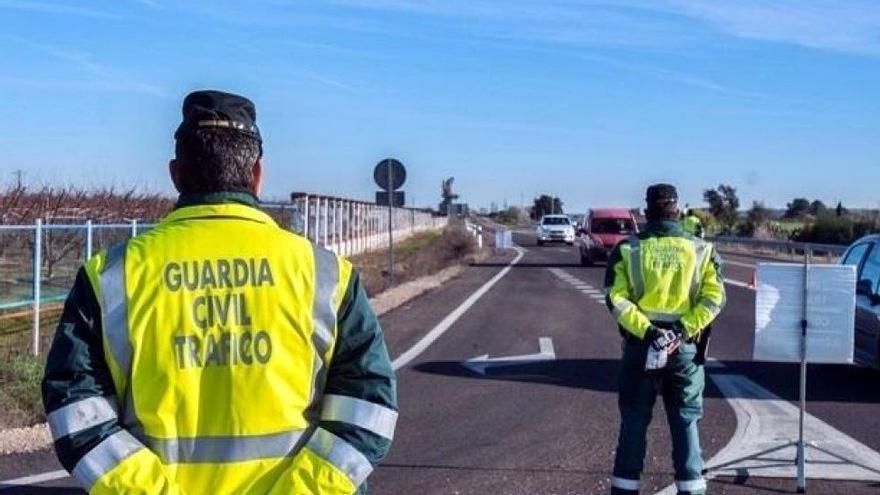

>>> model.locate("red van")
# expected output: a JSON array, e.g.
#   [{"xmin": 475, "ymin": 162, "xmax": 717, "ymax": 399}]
[{"xmin": 576, "ymin": 208, "xmax": 639, "ymax": 266}]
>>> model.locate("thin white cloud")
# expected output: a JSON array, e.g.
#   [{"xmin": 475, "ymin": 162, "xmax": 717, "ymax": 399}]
[
  {"xmin": 0, "ymin": 76, "xmax": 163, "ymax": 95},
  {"xmin": 654, "ymin": 0, "xmax": 880, "ymax": 56},
  {"xmin": 331, "ymin": 0, "xmax": 880, "ymax": 56},
  {"xmin": 8, "ymin": 36, "xmax": 166, "ymax": 97},
  {"xmin": 303, "ymin": 70, "xmax": 358, "ymax": 92},
  {"xmin": 332, "ymin": 0, "xmax": 693, "ymax": 48},
  {"xmin": 578, "ymin": 52, "xmax": 766, "ymax": 98},
  {"xmin": 133, "ymin": 0, "xmax": 163, "ymax": 8},
  {"xmin": 0, "ymin": 0, "xmax": 121, "ymax": 19}
]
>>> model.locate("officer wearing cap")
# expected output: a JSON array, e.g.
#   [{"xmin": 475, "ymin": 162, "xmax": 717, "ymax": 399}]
[
  {"xmin": 604, "ymin": 184, "xmax": 726, "ymax": 495},
  {"xmin": 682, "ymin": 209, "xmax": 704, "ymax": 239},
  {"xmin": 43, "ymin": 90, "xmax": 397, "ymax": 495}
]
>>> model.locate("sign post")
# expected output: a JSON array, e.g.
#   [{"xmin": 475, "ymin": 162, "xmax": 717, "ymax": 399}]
[
  {"xmin": 373, "ymin": 158, "xmax": 406, "ymax": 286},
  {"xmin": 797, "ymin": 252, "xmax": 810, "ymax": 492}
]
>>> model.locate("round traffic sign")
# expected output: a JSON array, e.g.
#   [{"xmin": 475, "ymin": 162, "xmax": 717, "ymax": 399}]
[{"xmin": 374, "ymin": 158, "xmax": 406, "ymax": 191}]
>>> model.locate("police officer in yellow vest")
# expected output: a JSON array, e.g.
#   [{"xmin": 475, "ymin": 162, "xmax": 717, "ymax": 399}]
[
  {"xmin": 682, "ymin": 210, "xmax": 704, "ymax": 239},
  {"xmin": 42, "ymin": 90, "xmax": 397, "ymax": 494},
  {"xmin": 604, "ymin": 184, "xmax": 725, "ymax": 495}
]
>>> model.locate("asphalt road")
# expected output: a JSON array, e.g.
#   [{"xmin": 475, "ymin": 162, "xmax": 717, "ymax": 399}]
[{"xmin": 3, "ymin": 232, "xmax": 880, "ymax": 494}]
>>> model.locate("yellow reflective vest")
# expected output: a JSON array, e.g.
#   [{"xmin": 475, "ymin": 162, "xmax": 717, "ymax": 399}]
[
  {"xmin": 604, "ymin": 221, "xmax": 726, "ymax": 340},
  {"xmin": 43, "ymin": 199, "xmax": 397, "ymax": 495},
  {"xmin": 682, "ymin": 215, "xmax": 704, "ymax": 238}
]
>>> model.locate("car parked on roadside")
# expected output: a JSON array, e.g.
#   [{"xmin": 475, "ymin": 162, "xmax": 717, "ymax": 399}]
[
  {"xmin": 536, "ymin": 214, "xmax": 575, "ymax": 246},
  {"xmin": 839, "ymin": 235, "xmax": 880, "ymax": 368},
  {"xmin": 576, "ymin": 208, "xmax": 638, "ymax": 265}
]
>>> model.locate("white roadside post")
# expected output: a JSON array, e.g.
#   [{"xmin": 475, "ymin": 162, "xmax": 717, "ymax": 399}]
[
  {"xmin": 336, "ymin": 199, "xmax": 342, "ymax": 253},
  {"xmin": 130, "ymin": 219, "xmax": 138, "ymax": 237},
  {"xmin": 303, "ymin": 195, "xmax": 311, "ymax": 240},
  {"xmin": 322, "ymin": 197, "xmax": 329, "ymax": 248},
  {"xmin": 32, "ymin": 219, "xmax": 42, "ymax": 357},
  {"xmin": 85, "ymin": 219, "xmax": 94, "ymax": 260},
  {"xmin": 315, "ymin": 197, "xmax": 322, "ymax": 245}
]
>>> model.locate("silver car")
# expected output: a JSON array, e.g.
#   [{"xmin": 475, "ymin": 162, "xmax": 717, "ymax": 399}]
[
  {"xmin": 840, "ymin": 235, "xmax": 880, "ymax": 368},
  {"xmin": 536, "ymin": 215, "xmax": 575, "ymax": 246}
]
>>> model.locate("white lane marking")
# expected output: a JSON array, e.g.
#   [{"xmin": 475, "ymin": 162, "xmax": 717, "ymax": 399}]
[
  {"xmin": 654, "ymin": 363, "xmax": 880, "ymax": 494},
  {"xmin": 0, "ymin": 470, "xmax": 69, "ymax": 490},
  {"xmin": 582, "ymin": 289, "xmax": 601, "ymax": 294},
  {"xmin": 392, "ymin": 246, "xmax": 526, "ymax": 370},
  {"xmin": 724, "ymin": 278, "xmax": 754, "ymax": 290},
  {"xmin": 2, "ymin": 247, "xmax": 527, "ymax": 489}
]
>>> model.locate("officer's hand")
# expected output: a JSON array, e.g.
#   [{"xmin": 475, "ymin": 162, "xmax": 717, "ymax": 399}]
[
  {"xmin": 649, "ymin": 327, "xmax": 680, "ymax": 353},
  {"xmin": 672, "ymin": 321, "xmax": 685, "ymax": 336}
]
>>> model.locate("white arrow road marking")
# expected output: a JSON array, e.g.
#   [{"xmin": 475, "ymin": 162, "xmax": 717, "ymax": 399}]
[
  {"xmin": 392, "ymin": 246, "xmax": 526, "ymax": 370},
  {"xmin": 654, "ymin": 362, "xmax": 880, "ymax": 494},
  {"xmin": 462, "ymin": 337, "xmax": 556, "ymax": 376}
]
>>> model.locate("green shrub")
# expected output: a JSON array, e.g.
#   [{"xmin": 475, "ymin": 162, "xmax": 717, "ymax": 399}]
[
  {"xmin": 794, "ymin": 216, "xmax": 880, "ymax": 245},
  {"xmin": 0, "ymin": 353, "xmax": 46, "ymax": 427}
]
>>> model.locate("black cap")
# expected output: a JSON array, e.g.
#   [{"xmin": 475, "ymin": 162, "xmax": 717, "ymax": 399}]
[
  {"xmin": 174, "ymin": 90, "xmax": 261, "ymax": 142},
  {"xmin": 646, "ymin": 183, "xmax": 678, "ymax": 206}
]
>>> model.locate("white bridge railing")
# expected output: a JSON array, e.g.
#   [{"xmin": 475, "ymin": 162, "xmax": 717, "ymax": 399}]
[
  {"xmin": 273, "ymin": 193, "xmax": 447, "ymax": 257},
  {"xmin": 0, "ymin": 194, "xmax": 447, "ymax": 355}
]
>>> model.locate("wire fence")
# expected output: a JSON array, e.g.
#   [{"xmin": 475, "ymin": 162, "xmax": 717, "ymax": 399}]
[{"xmin": 0, "ymin": 194, "xmax": 447, "ymax": 356}]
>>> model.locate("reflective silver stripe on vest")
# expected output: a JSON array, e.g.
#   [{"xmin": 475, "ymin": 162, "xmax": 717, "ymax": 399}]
[
  {"xmin": 48, "ymin": 396, "xmax": 119, "ymax": 440},
  {"xmin": 689, "ymin": 241, "xmax": 709, "ymax": 304},
  {"xmin": 320, "ymin": 394, "xmax": 398, "ymax": 440},
  {"xmin": 145, "ymin": 429, "xmax": 307, "ymax": 464},
  {"xmin": 611, "ymin": 476, "xmax": 640, "ymax": 490},
  {"xmin": 627, "ymin": 237, "xmax": 645, "ymax": 300},
  {"xmin": 306, "ymin": 245, "xmax": 340, "ymax": 421},
  {"xmin": 312, "ymin": 246, "xmax": 339, "ymax": 357},
  {"xmin": 72, "ymin": 429, "xmax": 144, "ymax": 490},
  {"xmin": 306, "ymin": 427, "xmax": 373, "ymax": 487},
  {"xmin": 675, "ymin": 478, "xmax": 707, "ymax": 492},
  {"xmin": 101, "ymin": 242, "xmax": 132, "ymax": 376},
  {"xmin": 612, "ymin": 300, "xmax": 635, "ymax": 321},
  {"xmin": 699, "ymin": 297, "xmax": 723, "ymax": 317}
]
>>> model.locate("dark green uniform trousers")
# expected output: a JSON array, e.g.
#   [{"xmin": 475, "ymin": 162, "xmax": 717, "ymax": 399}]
[{"xmin": 611, "ymin": 341, "xmax": 706, "ymax": 495}]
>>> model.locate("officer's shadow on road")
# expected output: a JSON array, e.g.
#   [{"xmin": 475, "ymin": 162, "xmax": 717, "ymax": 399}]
[{"xmin": 414, "ymin": 359, "xmax": 880, "ymax": 404}]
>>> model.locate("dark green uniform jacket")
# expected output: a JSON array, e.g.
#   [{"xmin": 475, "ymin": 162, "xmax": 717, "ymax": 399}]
[{"xmin": 42, "ymin": 192, "xmax": 396, "ymax": 494}]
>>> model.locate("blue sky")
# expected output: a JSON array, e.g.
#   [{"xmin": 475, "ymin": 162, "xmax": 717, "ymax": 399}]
[{"xmin": 0, "ymin": 0, "xmax": 878, "ymax": 211}]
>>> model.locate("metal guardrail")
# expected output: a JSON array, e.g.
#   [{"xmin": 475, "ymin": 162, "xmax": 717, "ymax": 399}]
[
  {"xmin": 464, "ymin": 220, "xmax": 484, "ymax": 250},
  {"xmin": 709, "ymin": 236, "xmax": 847, "ymax": 260}
]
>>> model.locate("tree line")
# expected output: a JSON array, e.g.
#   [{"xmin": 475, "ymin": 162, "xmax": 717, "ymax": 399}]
[{"xmin": 698, "ymin": 184, "xmax": 875, "ymax": 245}]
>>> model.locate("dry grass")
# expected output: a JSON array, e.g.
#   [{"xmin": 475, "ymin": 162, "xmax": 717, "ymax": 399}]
[{"xmin": 351, "ymin": 225, "xmax": 478, "ymax": 297}]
